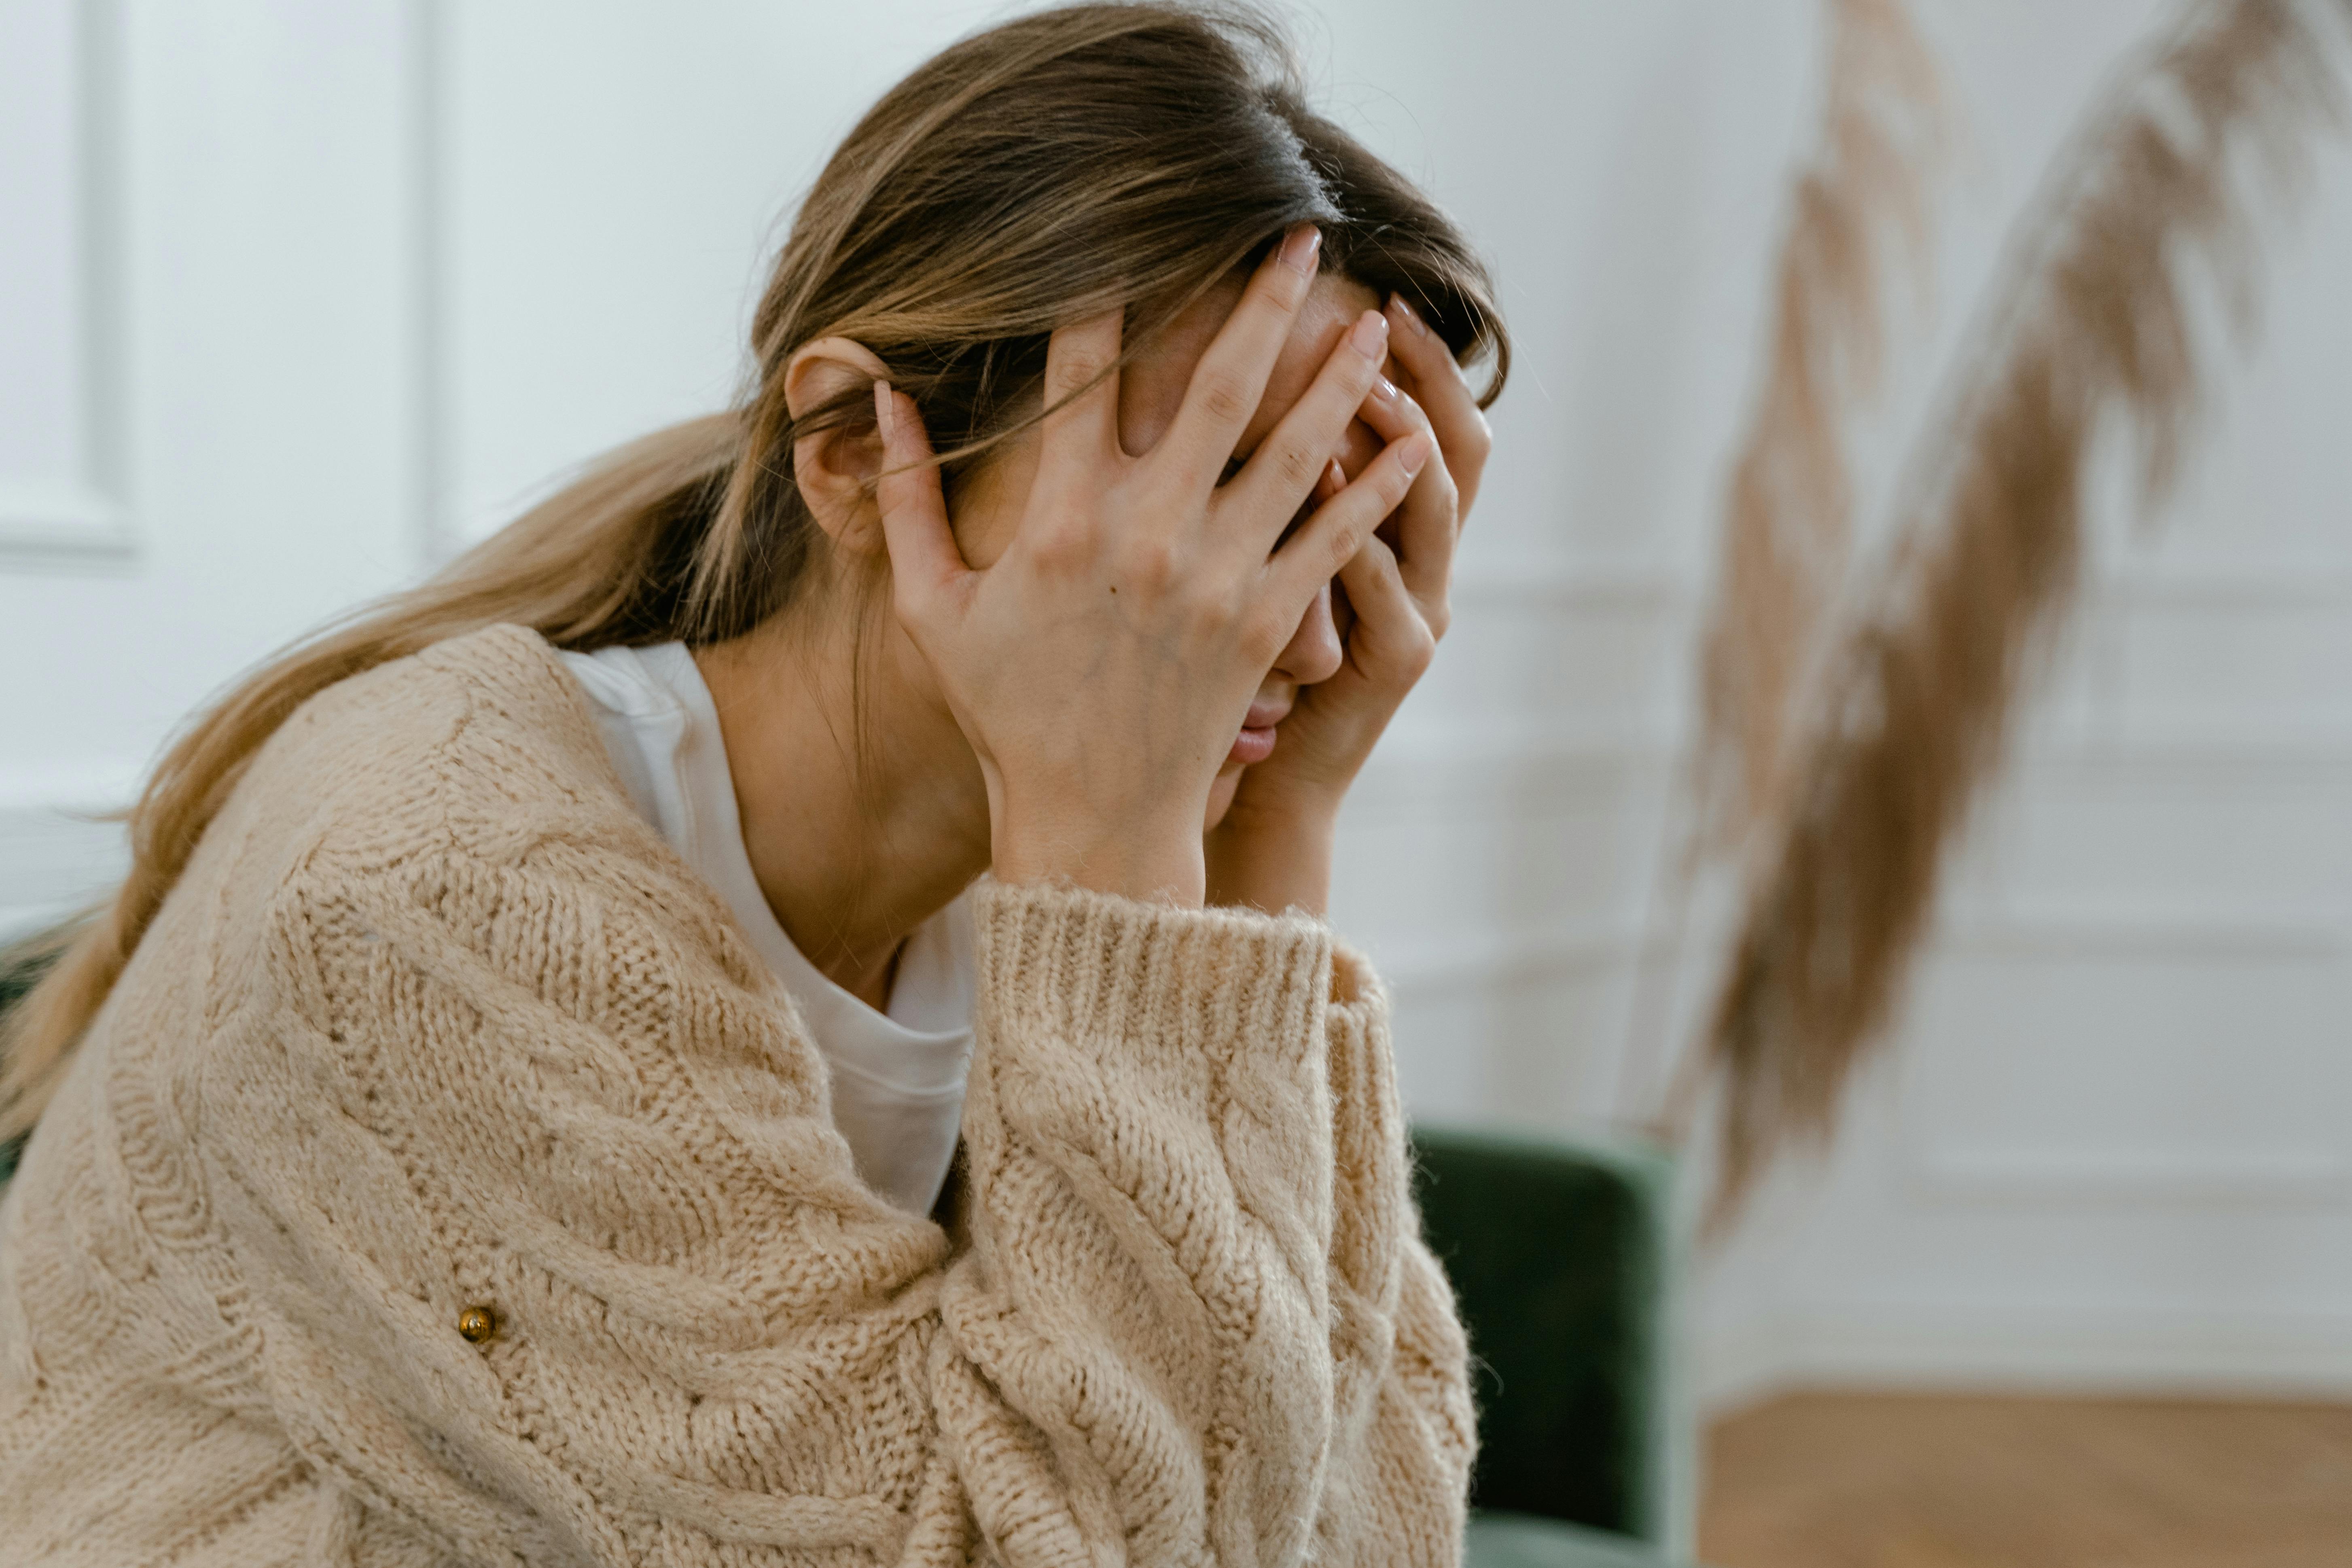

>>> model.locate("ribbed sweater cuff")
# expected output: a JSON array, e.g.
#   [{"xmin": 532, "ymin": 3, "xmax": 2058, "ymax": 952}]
[
  {"xmin": 969, "ymin": 876, "xmax": 1336, "ymax": 1075},
  {"xmin": 1324, "ymin": 941, "xmax": 1385, "ymax": 1044}
]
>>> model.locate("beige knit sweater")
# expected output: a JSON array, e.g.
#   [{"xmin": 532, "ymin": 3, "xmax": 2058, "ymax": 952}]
[{"xmin": 0, "ymin": 625, "xmax": 1474, "ymax": 1566}]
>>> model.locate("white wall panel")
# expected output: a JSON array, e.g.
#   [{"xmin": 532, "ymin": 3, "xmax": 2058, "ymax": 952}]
[
  {"xmin": 1390, "ymin": 968, "xmax": 1633, "ymax": 1132},
  {"xmin": 0, "ymin": 0, "xmax": 125, "ymax": 555},
  {"xmin": 1403, "ymin": 573, "xmax": 1695, "ymax": 742},
  {"xmin": 1951, "ymin": 744, "xmax": 2352, "ymax": 924},
  {"xmin": 0, "ymin": 0, "xmax": 422, "ymax": 892},
  {"xmin": 1901, "ymin": 931, "xmax": 2352, "ymax": 1199},
  {"xmin": 433, "ymin": 1, "xmax": 1010, "ymax": 547}
]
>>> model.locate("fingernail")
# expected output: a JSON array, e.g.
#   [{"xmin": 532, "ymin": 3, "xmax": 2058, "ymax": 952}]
[
  {"xmin": 873, "ymin": 380, "xmax": 895, "ymax": 441},
  {"xmin": 1399, "ymin": 432, "xmax": 1432, "ymax": 475},
  {"xmin": 1324, "ymin": 457, "xmax": 1346, "ymax": 496},
  {"xmin": 1350, "ymin": 310, "xmax": 1388, "ymax": 359},
  {"xmin": 1372, "ymin": 373, "xmax": 1400, "ymax": 403},
  {"xmin": 1280, "ymin": 225, "xmax": 1322, "ymax": 276},
  {"xmin": 1390, "ymin": 295, "xmax": 1429, "ymax": 335}
]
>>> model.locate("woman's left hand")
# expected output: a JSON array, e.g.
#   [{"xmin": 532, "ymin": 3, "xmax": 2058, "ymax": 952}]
[{"xmin": 1205, "ymin": 295, "xmax": 1492, "ymax": 915}]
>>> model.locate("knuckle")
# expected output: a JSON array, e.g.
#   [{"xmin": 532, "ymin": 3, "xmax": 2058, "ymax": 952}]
[
  {"xmin": 1195, "ymin": 367, "xmax": 1254, "ymax": 428},
  {"xmin": 1030, "ymin": 517, "xmax": 1093, "ymax": 573},
  {"xmin": 1121, "ymin": 534, "xmax": 1181, "ymax": 591},
  {"xmin": 1238, "ymin": 607, "xmax": 1290, "ymax": 665},
  {"xmin": 1464, "ymin": 413, "xmax": 1494, "ymax": 460},
  {"xmin": 1270, "ymin": 441, "xmax": 1322, "ymax": 496},
  {"xmin": 1050, "ymin": 353, "xmax": 1110, "ymax": 400},
  {"xmin": 1178, "ymin": 589, "xmax": 1237, "ymax": 651},
  {"xmin": 1432, "ymin": 471, "xmax": 1462, "ymax": 518},
  {"xmin": 1251, "ymin": 272, "xmax": 1307, "ymax": 322},
  {"xmin": 1325, "ymin": 519, "xmax": 1364, "ymax": 576},
  {"xmin": 890, "ymin": 577, "xmax": 928, "ymax": 627}
]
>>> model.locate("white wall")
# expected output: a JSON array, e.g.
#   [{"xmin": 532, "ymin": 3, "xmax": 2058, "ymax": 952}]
[
  {"xmin": 3, "ymin": 0, "xmax": 422, "ymax": 928},
  {"xmin": 1676, "ymin": 0, "xmax": 2352, "ymax": 1410},
  {"xmin": 6, "ymin": 0, "xmax": 2351, "ymax": 1416}
]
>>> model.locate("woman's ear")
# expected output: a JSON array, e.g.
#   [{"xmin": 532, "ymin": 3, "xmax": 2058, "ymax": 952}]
[{"xmin": 784, "ymin": 336, "xmax": 893, "ymax": 555}]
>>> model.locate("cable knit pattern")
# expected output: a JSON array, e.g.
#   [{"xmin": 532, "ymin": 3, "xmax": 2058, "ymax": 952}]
[{"xmin": 0, "ymin": 624, "xmax": 1473, "ymax": 1566}]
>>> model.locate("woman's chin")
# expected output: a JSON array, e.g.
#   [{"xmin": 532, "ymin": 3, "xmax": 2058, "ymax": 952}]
[{"xmin": 1203, "ymin": 763, "xmax": 1246, "ymax": 832}]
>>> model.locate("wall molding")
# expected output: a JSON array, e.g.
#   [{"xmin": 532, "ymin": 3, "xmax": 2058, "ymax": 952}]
[
  {"xmin": 1365, "ymin": 907, "xmax": 2352, "ymax": 999},
  {"xmin": 1697, "ymin": 1302, "xmax": 2352, "ymax": 1416},
  {"xmin": 1448, "ymin": 559, "xmax": 2352, "ymax": 611},
  {"xmin": 1930, "ymin": 913, "xmax": 2349, "ymax": 958},
  {"xmin": 1449, "ymin": 563, "xmax": 1691, "ymax": 612},
  {"xmin": 1373, "ymin": 722, "xmax": 2352, "ymax": 772},
  {"xmin": 1900, "ymin": 1149, "xmax": 2352, "ymax": 1208},
  {"xmin": 0, "ymin": 0, "xmax": 132, "ymax": 565},
  {"xmin": 0, "ymin": 758, "xmax": 140, "ymax": 815},
  {"xmin": 1375, "ymin": 925, "xmax": 1653, "ymax": 998}
]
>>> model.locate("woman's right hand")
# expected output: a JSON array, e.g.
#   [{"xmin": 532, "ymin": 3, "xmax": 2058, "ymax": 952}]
[{"xmin": 873, "ymin": 227, "xmax": 1431, "ymax": 907}]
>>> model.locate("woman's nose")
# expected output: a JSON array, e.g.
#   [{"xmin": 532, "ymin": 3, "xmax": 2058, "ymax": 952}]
[{"xmin": 1273, "ymin": 579, "xmax": 1344, "ymax": 687}]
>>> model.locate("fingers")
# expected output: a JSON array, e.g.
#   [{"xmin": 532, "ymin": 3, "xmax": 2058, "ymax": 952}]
[
  {"xmin": 1353, "ymin": 373, "xmax": 1460, "ymax": 616},
  {"xmin": 1040, "ymin": 308, "xmax": 1123, "ymax": 475},
  {"xmin": 1385, "ymin": 294, "xmax": 1492, "ymax": 519},
  {"xmin": 1316, "ymin": 457, "xmax": 1346, "ymax": 507},
  {"xmin": 872, "ymin": 381, "xmax": 966, "ymax": 615},
  {"xmin": 1335, "ymin": 531, "xmax": 1438, "ymax": 681},
  {"xmin": 1159, "ymin": 225, "xmax": 1323, "ymax": 483},
  {"xmin": 1269, "ymin": 427, "xmax": 1431, "ymax": 606},
  {"xmin": 1225, "ymin": 307, "xmax": 1392, "ymax": 548}
]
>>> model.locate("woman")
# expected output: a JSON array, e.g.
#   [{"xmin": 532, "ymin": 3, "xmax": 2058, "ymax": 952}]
[{"xmin": 0, "ymin": 4, "xmax": 1506, "ymax": 1562}]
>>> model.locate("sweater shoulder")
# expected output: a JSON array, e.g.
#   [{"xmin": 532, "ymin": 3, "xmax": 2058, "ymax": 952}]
[
  {"xmin": 192, "ymin": 623, "xmax": 745, "ymax": 975},
  {"xmin": 239, "ymin": 623, "xmax": 641, "ymax": 877},
  {"xmin": 218, "ymin": 623, "xmax": 767, "ymax": 1014}
]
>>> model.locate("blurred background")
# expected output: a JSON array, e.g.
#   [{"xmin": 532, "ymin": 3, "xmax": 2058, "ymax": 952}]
[{"xmin": 6, "ymin": 2, "xmax": 2351, "ymax": 1562}]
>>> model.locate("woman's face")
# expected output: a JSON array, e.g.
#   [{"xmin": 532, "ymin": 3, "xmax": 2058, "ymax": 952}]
[{"xmin": 947, "ymin": 269, "xmax": 1394, "ymax": 828}]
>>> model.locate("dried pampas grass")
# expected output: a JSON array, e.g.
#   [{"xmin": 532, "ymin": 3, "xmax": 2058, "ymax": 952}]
[
  {"xmin": 1702, "ymin": 0, "xmax": 2352, "ymax": 1219},
  {"xmin": 1695, "ymin": 0, "xmax": 1947, "ymax": 858}
]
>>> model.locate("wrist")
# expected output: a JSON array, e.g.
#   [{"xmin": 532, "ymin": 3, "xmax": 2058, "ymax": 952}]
[
  {"xmin": 1214, "ymin": 780, "xmax": 1346, "ymax": 841},
  {"xmin": 994, "ymin": 808, "xmax": 1208, "ymax": 908},
  {"xmin": 1204, "ymin": 809, "xmax": 1336, "ymax": 917}
]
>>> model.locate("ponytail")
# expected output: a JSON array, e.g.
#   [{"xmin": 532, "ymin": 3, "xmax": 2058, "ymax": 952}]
[{"xmin": 0, "ymin": 414, "xmax": 739, "ymax": 1142}]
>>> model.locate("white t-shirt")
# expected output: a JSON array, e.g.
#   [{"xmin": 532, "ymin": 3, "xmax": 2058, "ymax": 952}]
[{"xmin": 557, "ymin": 642, "xmax": 976, "ymax": 1217}]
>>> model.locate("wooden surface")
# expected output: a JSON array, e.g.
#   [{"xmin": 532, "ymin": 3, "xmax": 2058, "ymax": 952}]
[{"xmin": 1699, "ymin": 1392, "xmax": 2352, "ymax": 1568}]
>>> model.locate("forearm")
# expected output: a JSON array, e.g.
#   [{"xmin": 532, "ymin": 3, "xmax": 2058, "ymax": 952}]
[{"xmin": 945, "ymin": 876, "xmax": 1347, "ymax": 1562}]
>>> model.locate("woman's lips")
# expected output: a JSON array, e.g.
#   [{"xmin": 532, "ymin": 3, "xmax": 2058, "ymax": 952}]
[
  {"xmin": 1228, "ymin": 725, "xmax": 1278, "ymax": 766},
  {"xmin": 1227, "ymin": 701, "xmax": 1291, "ymax": 767}
]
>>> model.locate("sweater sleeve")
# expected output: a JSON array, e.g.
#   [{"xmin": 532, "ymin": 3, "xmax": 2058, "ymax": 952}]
[
  {"xmin": 197, "ymin": 848, "xmax": 1470, "ymax": 1566},
  {"xmin": 1309, "ymin": 946, "xmax": 1479, "ymax": 1565}
]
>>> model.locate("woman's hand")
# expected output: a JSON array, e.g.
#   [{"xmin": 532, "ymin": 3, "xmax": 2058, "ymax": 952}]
[
  {"xmin": 873, "ymin": 229, "xmax": 1432, "ymax": 907},
  {"xmin": 1204, "ymin": 295, "xmax": 1493, "ymax": 916}
]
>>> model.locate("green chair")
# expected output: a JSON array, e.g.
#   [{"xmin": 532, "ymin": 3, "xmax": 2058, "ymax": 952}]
[
  {"xmin": 0, "ymin": 946, "xmax": 1698, "ymax": 1564},
  {"xmin": 1411, "ymin": 1126, "xmax": 1701, "ymax": 1567}
]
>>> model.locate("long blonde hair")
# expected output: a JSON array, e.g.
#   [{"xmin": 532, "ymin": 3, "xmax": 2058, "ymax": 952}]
[{"xmin": 0, "ymin": 1, "xmax": 1507, "ymax": 1144}]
